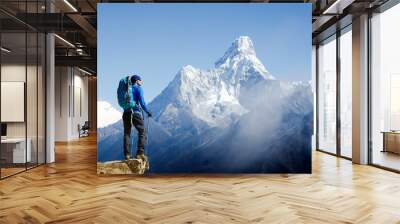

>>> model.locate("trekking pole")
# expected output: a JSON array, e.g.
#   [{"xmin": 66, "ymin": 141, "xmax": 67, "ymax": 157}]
[
  {"xmin": 130, "ymin": 110, "xmax": 134, "ymax": 159},
  {"xmin": 146, "ymin": 114, "xmax": 151, "ymax": 145}
]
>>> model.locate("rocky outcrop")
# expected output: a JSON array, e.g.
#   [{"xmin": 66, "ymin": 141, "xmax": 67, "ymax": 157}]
[{"xmin": 97, "ymin": 159, "xmax": 148, "ymax": 175}]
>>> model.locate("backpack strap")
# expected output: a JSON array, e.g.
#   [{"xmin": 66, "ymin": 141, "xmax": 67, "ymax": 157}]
[
  {"xmin": 132, "ymin": 83, "xmax": 141, "ymax": 110},
  {"xmin": 125, "ymin": 76, "xmax": 131, "ymax": 109},
  {"xmin": 127, "ymin": 77, "xmax": 141, "ymax": 112},
  {"xmin": 125, "ymin": 76, "xmax": 131, "ymax": 91}
]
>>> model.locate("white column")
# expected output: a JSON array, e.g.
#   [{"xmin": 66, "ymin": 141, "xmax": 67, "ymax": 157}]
[
  {"xmin": 46, "ymin": 33, "xmax": 55, "ymax": 163},
  {"xmin": 352, "ymin": 14, "xmax": 369, "ymax": 164}
]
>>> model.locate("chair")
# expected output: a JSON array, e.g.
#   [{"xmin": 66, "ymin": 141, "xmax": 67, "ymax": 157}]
[{"xmin": 78, "ymin": 121, "xmax": 90, "ymax": 138}]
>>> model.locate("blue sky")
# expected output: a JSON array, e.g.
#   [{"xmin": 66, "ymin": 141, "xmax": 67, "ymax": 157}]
[{"xmin": 98, "ymin": 3, "xmax": 311, "ymax": 108}]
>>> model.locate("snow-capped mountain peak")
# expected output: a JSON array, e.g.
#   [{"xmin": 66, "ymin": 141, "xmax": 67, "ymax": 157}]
[
  {"xmin": 215, "ymin": 36, "xmax": 255, "ymax": 67},
  {"xmin": 214, "ymin": 36, "xmax": 275, "ymax": 81},
  {"xmin": 227, "ymin": 36, "xmax": 256, "ymax": 57},
  {"xmin": 181, "ymin": 65, "xmax": 197, "ymax": 73},
  {"xmin": 150, "ymin": 36, "xmax": 279, "ymax": 131},
  {"xmin": 178, "ymin": 65, "xmax": 200, "ymax": 80}
]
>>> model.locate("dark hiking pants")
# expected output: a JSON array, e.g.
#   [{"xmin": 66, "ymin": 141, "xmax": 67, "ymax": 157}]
[{"xmin": 123, "ymin": 110, "xmax": 146, "ymax": 159}]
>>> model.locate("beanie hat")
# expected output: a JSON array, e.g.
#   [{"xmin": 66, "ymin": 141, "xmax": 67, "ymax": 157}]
[{"xmin": 131, "ymin": 75, "xmax": 142, "ymax": 83}]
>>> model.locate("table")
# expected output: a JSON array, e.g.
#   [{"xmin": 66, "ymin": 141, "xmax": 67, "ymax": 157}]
[{"xmin": 1, "ymin": 138, "xmax": 31, "ymax": 163}]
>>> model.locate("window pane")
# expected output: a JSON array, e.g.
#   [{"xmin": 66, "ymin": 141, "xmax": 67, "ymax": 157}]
[
  {"xmin": 318, "ymin": 36, "xmax": 337, "ymax": 154},
  {"xmin": 340, "ymin": 28, "xmax": 352, "ymax": 158},
  {"xmin": 27, "ymin": 31, "xmax": 38, "ymax": 169},
  {"xmin": 38, "ymin": 33, "xmax": 45, "ymax": 165},
  {"xmin": 0, "ymin": 0, "xmax": 46, "ymax": 179},
  {"xmin": 371, "ymin": 3, "xmax": 400, "ymax": 171},
  {"xmin": 312, "ymin": 45, "xmax": 317, "ymax": 150},
  {"xmin": 1, "ymin": 31, "xmax": 27, "ymax": 177}
]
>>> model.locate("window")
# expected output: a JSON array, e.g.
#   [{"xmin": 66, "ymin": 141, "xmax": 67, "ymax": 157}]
[
  {"xmin": 0, "ymin": 1, "xmax": 46, "ymax": 179},
  {"xmin": 317, "ymin": 35, "xmax": 337, "ymax": 154},
  {"xmin": 339, "ymin": 27, "xmax": 352, "ymax": 158},
  {"xmin": 390, "ymin": 74, "xmax": 400, "ymax": 130},
  {"xmin": 1, "ymin": 31, "xmax": 28, "ymax": 178},
  {"xmin": 370, "ymin": 2, "xmax": 400, "ymax": 171}
]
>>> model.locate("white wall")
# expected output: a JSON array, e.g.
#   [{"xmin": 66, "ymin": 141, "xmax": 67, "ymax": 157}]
[
  {"xmin": 55, "ymin": 67, "xmax": 89, "ymax": 141},
  {"xmin": 1, "ymin": 65, "xmax": 27, "ymax": 142},
  {"xmin": 1, "ymin": 65, "xmax": 36, "ymax": 137},
  {"xmin": 55, "ymin": 66, "xmax": 69, "ymax": 141}
]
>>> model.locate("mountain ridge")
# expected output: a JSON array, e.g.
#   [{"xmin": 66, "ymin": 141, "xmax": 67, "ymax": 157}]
[
  {"xmin": 149, "ymin": 36, "xmax": 277, "ymax": 129},
  {"xmin": 98, "ymin": 36, "xmax": 313, "ymax": 173}
]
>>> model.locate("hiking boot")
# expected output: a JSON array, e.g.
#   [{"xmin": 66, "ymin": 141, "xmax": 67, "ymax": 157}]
[
  {"xmin": 135, "ymin": 153, "xmax": 147, "ymax": 161},
  {"xmin": 125, "ymin": 154, "xmax": 133, "ymax": 160},
  {"xmin": 135, "ymin": 153, "xmax": 149, "ymax": 170}
]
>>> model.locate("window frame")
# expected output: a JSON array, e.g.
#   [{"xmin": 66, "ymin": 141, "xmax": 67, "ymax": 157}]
[{"xmin": 315, "ymin": 23, "xmax": 353, "ymax": 161}]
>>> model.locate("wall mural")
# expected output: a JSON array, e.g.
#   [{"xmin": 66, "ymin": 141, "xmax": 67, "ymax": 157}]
[{"xmin": 97, "ymin": 4, "xmax": 313, "ymax": 174}]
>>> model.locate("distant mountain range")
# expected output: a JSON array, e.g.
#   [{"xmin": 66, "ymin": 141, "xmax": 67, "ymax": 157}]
[{"xmin": 98, "ymin": 36, "xmax": 313, "ymax": 173}]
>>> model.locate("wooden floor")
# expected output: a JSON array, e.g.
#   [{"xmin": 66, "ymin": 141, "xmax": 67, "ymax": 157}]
[
  {"xmin": 372, "ymin": 150, "xmax": 400, "ymax": 171},
  {"xmin": 1, "ymin": 135, "xmax": 400, "ymax": 223},
  {"xmin": 1, "ymin": 167, "xmax": 26, "ymax": 178}
]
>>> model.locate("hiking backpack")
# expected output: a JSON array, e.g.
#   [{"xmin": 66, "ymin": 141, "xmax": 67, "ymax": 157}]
[{"xmin": 117, "ymin": 76, "xmax": 134, "ymax": 111}]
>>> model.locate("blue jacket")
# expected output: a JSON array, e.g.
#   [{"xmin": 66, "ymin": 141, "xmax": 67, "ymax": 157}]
[{"xmin": 131, "ymin": 84, "xmax": 150, "ymax": 114}]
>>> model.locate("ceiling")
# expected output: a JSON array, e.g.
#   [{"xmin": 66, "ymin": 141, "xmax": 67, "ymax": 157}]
[{"xmin": 0, "ymin": 0, "xmax": 391, "ymax": 75}]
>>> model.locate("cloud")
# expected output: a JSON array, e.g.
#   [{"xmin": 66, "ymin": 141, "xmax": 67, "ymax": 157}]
[{"xmin": 98, "ymin": 101, "xmax": 122, "ymax": 128}]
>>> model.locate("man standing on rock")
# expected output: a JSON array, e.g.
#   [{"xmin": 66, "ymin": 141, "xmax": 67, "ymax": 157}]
[{"xmin": 118, "ymin": 74, "xmax": 152, "ymax": 162}]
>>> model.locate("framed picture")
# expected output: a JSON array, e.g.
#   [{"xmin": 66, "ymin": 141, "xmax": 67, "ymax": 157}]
[{"xmin": 97, "ymin": 3, "xmax": 313, "ymax": 174}]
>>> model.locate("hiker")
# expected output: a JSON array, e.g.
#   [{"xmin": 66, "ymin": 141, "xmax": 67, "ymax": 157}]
[{"xmin": 117, "ymin": 75, "xmax": 152, "ymax": 162}]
